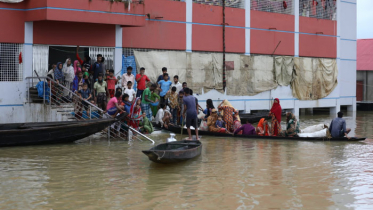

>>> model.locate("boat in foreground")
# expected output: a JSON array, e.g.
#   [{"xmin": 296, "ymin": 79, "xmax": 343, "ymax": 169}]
[
  {"xmin": 163, "ymin": 126, "xmax": 365, "ymax": 142},
  {"xmin": 142, "ymin": 140, "xmax": 202, "ymax": 163},
  {"xmin": 0, "ymin": 116, "xmax": 124, "ymax": 147}
]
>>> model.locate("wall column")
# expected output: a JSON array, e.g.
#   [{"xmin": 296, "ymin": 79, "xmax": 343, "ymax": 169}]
[
  {"xmin": 294, "ymin": 0, "xmax": 299, "ymax": 57},
  {"xmin": 335, "ymin": 0, "xmax": 341, "ymax": 114},
  {"xmin": 186, "ymin": 0, "xmax": 192, "ymax": 52},
  {"xmin": 245, "ymin": 0, "xmax": 250, "ymax": 55},
  {"xmin": 23, "ymin": 22, "xmax": 33, "ymax": 80},
  {"xmin": 114, "ymin": 25, "xmax": 123, "ymax": 76}
]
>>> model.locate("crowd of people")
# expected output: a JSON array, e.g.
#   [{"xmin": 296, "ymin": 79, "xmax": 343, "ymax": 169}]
[
  {"xmin": 201, "ymin": 98, "xmax": 351, "ymax": 139},
  {"xmin": 45, "ymin": 47, "xmax": 351, "ymax": 140}
]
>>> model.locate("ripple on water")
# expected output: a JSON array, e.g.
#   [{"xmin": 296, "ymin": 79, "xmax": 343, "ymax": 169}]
[{"xmin": 0, "ymin": 112, "xmax": 373, "ymax": 209}]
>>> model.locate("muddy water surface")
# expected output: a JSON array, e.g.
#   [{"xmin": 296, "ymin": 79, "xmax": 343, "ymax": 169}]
[{"xmin": 1, "ymin": 112, "xmax": 373, "ymax": 209}]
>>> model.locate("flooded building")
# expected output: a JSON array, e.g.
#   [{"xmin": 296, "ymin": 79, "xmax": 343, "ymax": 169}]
[
  {"xmin": 356, "ymin": 39, "xmax": 373, "ymax": 101},
  {"xmin": 0, "ymin": 0, "xmax": 357, "ymax": 123}
]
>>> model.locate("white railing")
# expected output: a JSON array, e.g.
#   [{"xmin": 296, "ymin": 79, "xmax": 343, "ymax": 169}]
[{"xmin": 25, "ymin": 76, "xmax": 155, "ymax": 144}]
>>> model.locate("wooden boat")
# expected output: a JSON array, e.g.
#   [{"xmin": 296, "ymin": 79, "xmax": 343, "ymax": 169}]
[
  {"xmin": 162, "ymin": 125, "xmax": 366, "ymax": 142},
  {"xmin": 0, "ymin": 115, "xmax": 126, "ymax": 147},
  {"xmin": 142, "ymin": 140, "xmax": 202, "ymax": 163},
  {"xmin": 240, "ymin": 113, "xmax": 271, "ymax": 123}
]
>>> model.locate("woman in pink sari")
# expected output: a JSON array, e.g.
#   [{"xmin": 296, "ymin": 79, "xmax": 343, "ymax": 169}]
[{"xmin": 129, "ymin": 97, "xmax": 142, "ymax": 131}]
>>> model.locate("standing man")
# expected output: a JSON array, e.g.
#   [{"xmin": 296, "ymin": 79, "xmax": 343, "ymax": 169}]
[
  {"xmin": 135, "ymin": 67, "xmax": 150, "ymax": 98},
  {"xmin": 171, "ymin": 75, "xmax": 183, "ymax": 94},
  {"xmin": 157, "ymin": 67, "xmax": 168, "ymax": 83},
  {"xmin": 329, "ymin": 112, "xmax": 351, "ymax": 139},
  {"xmin": 121, "ymin": 66, "xmax": 135, "ymax": 90},
  {"xmin": 142, "ymin": 84, "xmax": 157, "ymax": 120},
  {"xmin": 92, "ymin": 54, "xmax": 104, "ymax": 82},
  {"xmin": 183, "ymin": 88, "xmax": 199, "ymax": 140}
]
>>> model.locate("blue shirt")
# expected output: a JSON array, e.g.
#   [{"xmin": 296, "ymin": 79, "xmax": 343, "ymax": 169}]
[
  {"xmin": 158, "ymin": 80, "xmax": 172, "ymax": 97},
  {"xmin": 78, "ymin": 89, "xmax": 91, "ymax": 99},
  {"xmin": 157, "ymin": 75, "xmax": 163, "ymax": 83},
  {"xmin": 329, "ymin": 117, "xmax": 347, "ymax": 138},
  {"xmin": 123, "ymin": 101, "xmax": 131, "ymax": 114},
  {"xmin": 183, "ymin": 95, "xmax": 197, "ymax": 118}
]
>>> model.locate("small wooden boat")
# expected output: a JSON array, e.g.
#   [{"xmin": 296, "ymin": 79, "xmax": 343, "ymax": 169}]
[
  {"xmin": 0, "ymin": 114, "xmax": 126, "ymax": 147},
  {"xmin": 162, "ymin": 125, "xmax": 366, "ymax": 142},
  {"xmin": 142, "ymin": 140, "xmax": 202, "ymax": 163}
]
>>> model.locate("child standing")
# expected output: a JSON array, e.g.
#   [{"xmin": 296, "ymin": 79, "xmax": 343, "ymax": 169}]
[
  {"xmin": 78, "ymin": 83, "xmax": 93, "ymax": 111},
  {"xmin": 94, "ymin": 74, "xmax": 109, "ymax": 111},
  {"xmin": 157, "ymin": 73, "xmax": 172, "ymax": 105},
  {"xmin": 124, "ymin": 81, "xmax": 136, "ymax": 102},
  {"xmin": 165, "ymin": 86, "xmax": 178, "ymax": 125},
  {"xmin": 106, "ymin": 69, "xmax": 118, "ymax": 99}
]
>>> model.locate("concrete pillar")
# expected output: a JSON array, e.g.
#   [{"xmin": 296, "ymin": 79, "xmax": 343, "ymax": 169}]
[
  {"xmin": 114, "ymin": 25, "xmax": 123, "ymax": 76},
  {"xmin": 347, "ymin": 97, "xmax": 356, "ymax": 112},
  {"xmin": 245, "ymin": 0, "xmax": 250, "ymax": 55},
  {"xmin": 23, "ymin": 22, "xmax": 33, "ymax": 80},
  {"xmin": 330, "ymin": 99, "xmax": 340, "ymax": 115},
  {"xmin": 294, "ymin": 0, "xmax": 299, "ymax": 57},
  {"xmin": 186, "ymin": 0, "xmax": 192, "ymax": 52}
]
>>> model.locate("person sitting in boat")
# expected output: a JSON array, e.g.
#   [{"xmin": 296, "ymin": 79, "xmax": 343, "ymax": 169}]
[
  {"xmin": 106, "ymin": 91, "xmax": 125, "ymax": 117},
  {"xmin": 329, "ymin": 111, "xmax": 351, "ymax": 139},
  {"xmin": 204, "ymin": 99, "xmax": 215, "ymax": 120},
  {"xmin": 256, "ymin": 118, "xmax": 270, "ymax": 136},
  {"xmin": 215, "ymin": 115, "xmax": 226, "ymax": 130},
  {"xmin": 281, "ymin": 112, "xmax": 300, "ymax": 137},
  {"xmin": 155, "ymin": 103, "xmax": 172, "ymax": 129},
  {"xmin": 232, "ymin": 113, "xmax": 242, "ymax": 135},
  {"xmin": 233, "ymin": 120, "xmax": 256, "ymax": 136},
  {"xmin": 140, "ymin": 112, "xmax": 154, "ymax": 134},
  {"xmin": 269, "ymin": 98, "xmax": 282, "ymax": 136},
  {"xmin": 218, "ymin": 100, "xmax": 240, "ymax": 132},
  {"xmin": 207, "ymin": 109, "xmax": 227, "ymax": 133}
]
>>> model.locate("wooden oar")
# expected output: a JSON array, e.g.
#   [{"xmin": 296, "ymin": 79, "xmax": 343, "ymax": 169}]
[{"xmin": 180, "ymin": 115, "xmax": 184, "ymax": 140}]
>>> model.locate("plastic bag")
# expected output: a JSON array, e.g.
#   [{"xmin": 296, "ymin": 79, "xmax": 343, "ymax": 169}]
[{"xmin": 199, "ymin": 120, "xmax": 208, "ymax": 131}]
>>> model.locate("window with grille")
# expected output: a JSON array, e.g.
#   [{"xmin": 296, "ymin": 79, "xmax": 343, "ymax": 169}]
[
  {"xmin": 251, "ymin": 0, "xmax": 294, "ymax": 15},
  {"xmin": 299, "ymin": 0, "xmax": 336, "ymax": 20},
  {"xmin": 0, "ymin": 43, "xmax": 23, "ymax": 82},
  {"xmin": 193, "ymin": 0, "xmax": 245, "ymax": 9}
]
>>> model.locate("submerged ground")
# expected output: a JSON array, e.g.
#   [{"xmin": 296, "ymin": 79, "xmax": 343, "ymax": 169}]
[{"xmin": 0, "ymin": 111, "xmax": 372, "ymax": 209}]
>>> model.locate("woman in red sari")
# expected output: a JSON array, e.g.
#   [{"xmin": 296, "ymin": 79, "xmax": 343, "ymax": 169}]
[
  {"xmin": 129, "ymin": 97, "xmax": 142, "ymax": 131},
  {"xmin": 269, "ymin": 98, "xmax": 282, "ymax": 136}
]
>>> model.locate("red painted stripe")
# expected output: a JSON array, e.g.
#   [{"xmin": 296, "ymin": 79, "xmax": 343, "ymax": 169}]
[{"xmin": 33, "ymin": 21, "xmax": 116, "ymax": 47}]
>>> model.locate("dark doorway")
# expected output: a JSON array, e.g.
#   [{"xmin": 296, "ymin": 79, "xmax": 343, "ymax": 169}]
[{"xmin": 48, "ymin": 46, "xmax": 89, "ymax": 68}]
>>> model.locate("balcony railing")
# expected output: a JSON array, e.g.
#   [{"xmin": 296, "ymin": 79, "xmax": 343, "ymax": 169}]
[
  {"xmin": 193, "ymin": 0, "xmax": 245, "ymax": 9},
  {"xmin": 251, "ymin": 0, "xmax": 294, "ymax": 15},
  {"xmin": 300, "ymin": 0, "xmax": 336, "ymax": 20}
]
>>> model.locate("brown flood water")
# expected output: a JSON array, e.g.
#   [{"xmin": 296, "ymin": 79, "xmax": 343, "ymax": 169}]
[{"xmin": 1, "ymin": 111, "xmax": 373, "ymax": 209}]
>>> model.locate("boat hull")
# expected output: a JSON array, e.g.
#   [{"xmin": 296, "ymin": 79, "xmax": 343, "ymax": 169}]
[
  {"xmin": 142, "ymin": 140, "xmax": 202, "ymax": 163},
  {"xmin": 0, "ymin": 119, "xmax": 116, "ymax": 147},
  {"xmin": 164, "ymin": 126, "xmax": 366, "ymax": 141}
]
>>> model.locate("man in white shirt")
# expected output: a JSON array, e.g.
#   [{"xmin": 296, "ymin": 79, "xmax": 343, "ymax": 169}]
[
  {"xmin": 171, "ymin": 75, "xmax": 183, "ymax": 94},
  {"xmin": 155, "ymin": 103, "xmax": 172, "ymax": 128},
  {"xmin": 121, "ymin": 66, "xmax": 135, "ymax": 90}
]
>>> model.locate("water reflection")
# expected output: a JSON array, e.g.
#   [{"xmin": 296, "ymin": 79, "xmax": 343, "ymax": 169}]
[{"xmin": 0, "ymin": 112, "xmax": 373, "ymax": 209}]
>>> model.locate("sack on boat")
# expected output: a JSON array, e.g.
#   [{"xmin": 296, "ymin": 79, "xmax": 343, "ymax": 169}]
[
  {"xmin": 198, "ymin": 111, "xmax": 205, "ymax": 120},
  {"xmin": 199, "ymin": 120, "xmax": 208, "ymax": 131},
  {"xmin": 298, "ymin": 128, "xmax": 327, "ymax": 138},
  {"xmin": 301, "ymin": 124, "xmax": 325, "ymax": 133}
]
